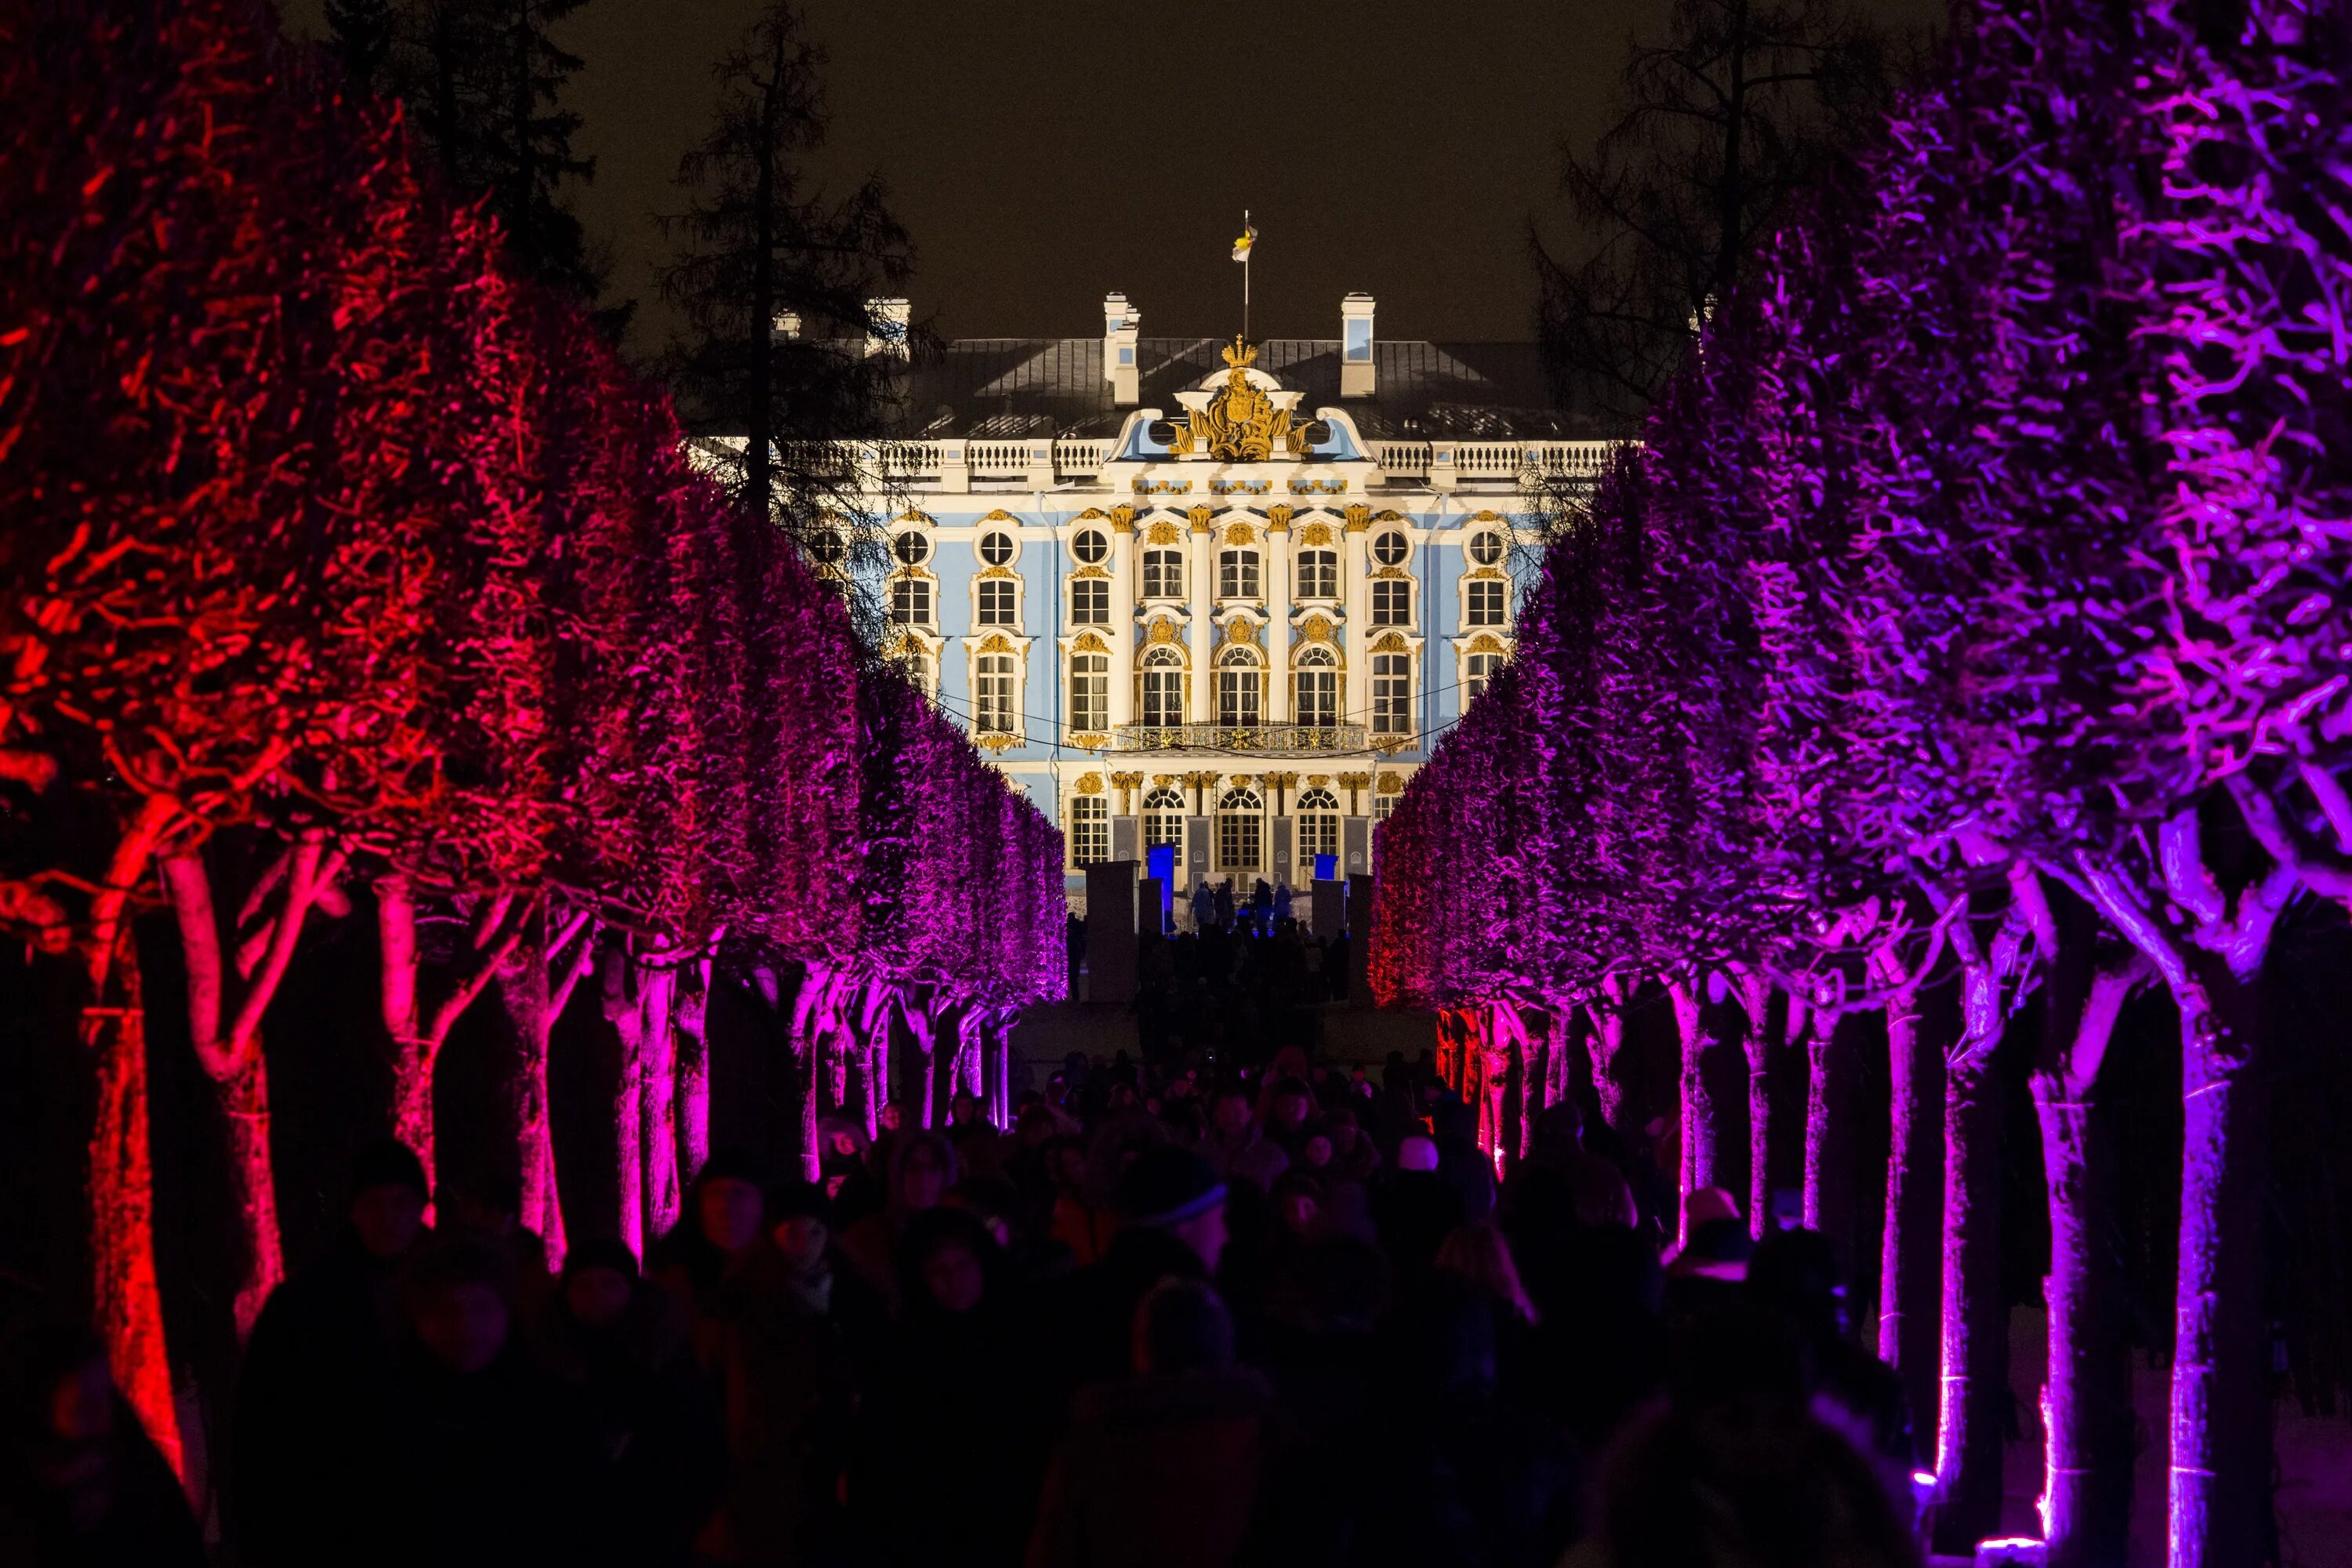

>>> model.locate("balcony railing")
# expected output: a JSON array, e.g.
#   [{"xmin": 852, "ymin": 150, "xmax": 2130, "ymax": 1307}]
[{"xmin": 1112, "ymin": 722, "xmax": 1369, "ymax": 755}]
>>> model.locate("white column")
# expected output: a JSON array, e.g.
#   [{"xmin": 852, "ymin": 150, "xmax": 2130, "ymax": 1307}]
[
  {"xmin": 1109, "ymin": 514, "xmax": 1136, "ymax": 726},
  {"xmin": 1265, "ymin": 514, "xmax": 1292, "ymax": 722},
  {"xmin": 1343, "ymin": 514, "xmax": 1370, "ymax": 729},
  {"xmin": 1188, "ymin": 513, "xmax": 1215, "ymax": 722}
]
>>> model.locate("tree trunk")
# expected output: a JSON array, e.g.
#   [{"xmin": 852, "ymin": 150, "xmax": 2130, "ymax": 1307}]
[
  {"xmin": 84, "ymin": 909, "xmax": 182, "ymax": 1476},
  {"xmin": 600, "ymin": 944, "xmax": 646, "ymax": 1260},
  {"xmin": 2165, "ymin": 980, "xmax": 2270, "ymax": 1568},
  {"xmin": 787, "ymin": 964, "xmax": 829, "ymax": 1184},
  {"xmin": 638, "ymin": 958, "xmax": 681, "ymax": 1244},
  {"xmin": 1932, "ymin": 1053, "xmax": 2009, "ymax": 1553},
  {"xmin": 1875, "ymin": 947, "xmax": 1946, "ymax": 1439},
  {"xmin": 1737, "ymin": 972, "xmax": 1779, "ymax": 1240},
  {"xmin": 1582, "ymin": 982, "xmax": 1631, "ymax": 1134},
  {"xmin": 213, "ymin": 1042, "xmax": 286, "ymax": 1341},
  {"xmin": 675, "ymin": 957, "xmax": 713, "ymax": 1188},
  {"xmin": 495, "ymin": 938, "xmax": 564, "ymax": 1269},
  {"xmin": 379, "ymin": 879, "xmax": 525, "ymax": 1199},
  {"xmin": 1666, "ymin": 976, "xmax": 1726, "ymax": 1236},
  {"xmin": 1802, "ymin": 1001, "xmax": 1835, "ymax": 1231}
]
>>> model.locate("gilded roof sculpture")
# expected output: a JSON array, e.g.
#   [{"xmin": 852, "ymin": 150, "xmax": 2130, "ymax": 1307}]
[{"xmin": 1169, "ymin": 338, "xmax": 1308, "ymax": 462}]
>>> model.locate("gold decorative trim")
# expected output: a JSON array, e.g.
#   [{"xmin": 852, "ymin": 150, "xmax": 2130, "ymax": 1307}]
[
  {"xmin": 1189, "ymin": 504, "xmax": 1215, "ymax": 534},
  {"xmin": 1371, "ymin": 565, "xmax": 1410, "ymax": 579},
  {"xmin": 1299, "ymin": 521, "xmax": 1333, "ymax": 547},
  {"xmin": 1338, "ymin": 771, "xmax": 1372, "ymax": 790},
  {"xmin": 1152, "ymin": 774, "xmax": 1177, "ymax": 787},
  {"xmin": 1470, "ymin": 510, "xmax": 1504, "ymax": 522},
  {"xmin": 1217, "ymin": 618, "xmax": 1262, "ymax": 649},
  {"xmin": 1134, "ymin": 479, "xmax": 1192, "ymax": 495},
  {"xmin": 897, "ymin": 508, "xmax": 935, "ymax": 525},
  {"xmin": 978, "ymin": 563, "xmax": 1019, "ymax": 580},
  {"xmin": 1070, "ymin": 564, "xmax": 1112, "ymax": 580},
  {"xmin": 1300, "ymin": 614, "xmax": 1336, "ymax": 643},
  {"xmin": 978, "ymin": 732, "xmax": 1021, "ymax": 753},
  {"xmin": 1267, "ymin": 504, "xmax": 1294, "ymax": 532},
  {"xmin": 1071, "ymin": 631, "xmax": 1109, "ymax": 654},
  {"xmin": 1344, "ymin": 504, "xmax": 1371, "ymax": 533},
  {"xmin": 1376, "ymin": 771, "xmax": 1405, "ymax": 794},
  {"xmin": 1109, "ymin": 503, "xmax": 1138, "ymax": 534},
  {"xmin": 1465, "ymin": 633, "xmax": 1508, "ymax": 655},
  {"xmin": 1222, "ymin": 521, "xmax": 1257, "ymax": 546},
  {"xmin": 1149, "ymin": 619, "xmax": 1181, "ymax": 645},
  {"xmin": 1374, "ymin": 510, "xmax": 1405, "ymax": 522},
  {"xmin": 1070, "ymin": 734, "xmax": 1109, "ymax": 753},
  {"xmin": 1146, "ymin": 519, "xmax": 1182, "ymax": 545},
  {"xmin": 1076, "ymin": 773, "xmax": 1105, "ymax": 795},
  {"xmin": 1305, "ymin": 773, "xmax": 1331, "ymax": 788},
  {"xmin": 981, "ymin": 508, "xmax": 1018, "ymax": 523},
  {"xmin": 1289, "ymin": 477, "xmax": 1346, "ymax": 495},
  {"xmin": 978, "ymin": 633, "xmax": 1016, "ymax": 654},
  {"xmin": 1172, "ymin": 337, "xmax": 1308, "ymax": 461},
  {"xmin": 1210, "ymin": 478, "xmax": 1272, "ymax": 495},
  {"xmin": 1075, "ymin": 507, "xmax": 1107, "ymax": 521},
  {"xmin": 1370, "ymin": 632, "xmax": 1410, "ymax": 653},
  {"xmin": 1465, "ymin": 564, "xmax": 1509, "ymax": 580}
]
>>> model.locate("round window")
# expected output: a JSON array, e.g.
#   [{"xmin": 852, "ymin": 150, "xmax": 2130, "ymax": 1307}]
[
  {"xmin": 809, "ymin": 530, "xmax": 848, "ymax": 566},
  {"xmin": 1371, "ymin": 531, "xmax": 1409, "ymax": 567},
  {"xmin": 1071, "ymin": 528, "xmax": 1109, "ymax": 564},
  {"xmin": 979, "ymin": 531, "xmax": 1016, "ymax": 566},
  {"xmin": 892, "ymin": 531, "xmax": 931, "ymax": 567},
  {"xmin": 1468, "ymin": 530, "xmax": 1505, "ymax": 566}
]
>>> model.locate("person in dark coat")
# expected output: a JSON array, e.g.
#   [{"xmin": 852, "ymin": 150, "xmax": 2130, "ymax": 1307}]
[
  {"xmin": 648, "ymin": 1149, "xmax": 770, "ymax": 1368},
  {"xmin": 361, "ymin": 1236, "xmax": 606, "ymax": 1568},
  {"xmin": 852, "ymin": 1208, "xmax": 1041, "ymax": 1567},
  {"xmin": 232, "ymin": 1138, "xmax": 431, "ymax": 1567},
  {"xmin": 1744, "ymin": 1227, "xmax": 1918, "ymax": 1505},
  {"xmin": 1051, "ymin": 1147, "xmax": 1229, "ymax": 1394},
  {"xmin": 0, "ymin": 1322, "xmax": 203, "ymax": 1568},
  {"xmin": 535, "ymin": 1238, "xmax": 726, "ymax": 1567},
  {"xmin": 1028, "ymin": 1279, "xmax": 1277, "ymax": 1568},
  {"xmin": 698, "ymin": 1183, "xmax": 865, "ymax": 1568}
]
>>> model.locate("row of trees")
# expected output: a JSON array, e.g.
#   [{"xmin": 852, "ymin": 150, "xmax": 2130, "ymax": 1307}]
[
  {"xmin": 1, "ymin": 0, "xmax": 1061, "ymax": 1484},
  {"xmin": 1376, "ymin": 3, "xmax": 2350, "ymax": 1566}
]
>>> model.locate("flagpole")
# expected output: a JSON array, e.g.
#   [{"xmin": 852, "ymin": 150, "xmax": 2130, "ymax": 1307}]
[{"xmin": 1243, "ymin": 207, "xmax": 1250, "ymax": 340}]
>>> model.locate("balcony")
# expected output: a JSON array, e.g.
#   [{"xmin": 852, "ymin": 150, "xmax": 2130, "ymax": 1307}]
[{"xmin": 1111, "ymin": 722, "xmax": 1369, "ymax": 756}]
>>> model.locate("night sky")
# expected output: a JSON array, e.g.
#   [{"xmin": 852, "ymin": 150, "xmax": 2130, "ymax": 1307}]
[{"xmin": 278, "ymin": 0, "xmax": 1945, "ymax": 354}]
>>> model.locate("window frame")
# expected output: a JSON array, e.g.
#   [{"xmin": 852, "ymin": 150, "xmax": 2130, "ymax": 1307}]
[
  {"xmin": 889, "ymin": 574, "xmax": 935, "ymax": 627},
  {"xmin": 1069, "ymin": 650, "xmax": 1109, "ymax": 733},
  {"xmin": 1069, "ymin": 576, "xmax": 1111, "ymax": 625},
  {"xmin": 1070, "ymin": 528, "xmax": 1109, "ymax": 564},
  {"xmin": 975, "ymin": 652, "xmax": 1020, "ymax": 735},
  {"xmin": 1370, "ymin": 578, "xmax": 1413, "ymax": 627},
  {"xmin": 976, "ymin": 577, "xmax": 1019, "ymax": 627},
  {"xmin": 978, "ymin": 529, "xmax": 1016, "ymax": 567},
  {"xmin": 1218, "ymin": 548, "xmax": 1262, "ymax": 601},
  {"xmin": 1465, "ymin": 576, "xmax": 1508, "ymax": 628},
  {"xmin": 1370, "ymin": 530, "xmax": 1410, "ymax": 568},
  {"xmin": 1371, "ymin": 650, "xmax": 1413, "ymax": 737},
  {"xmin": 1295, "ymin": 549, "xmax": 1338, "ymax": 601},
  {"xmin": 1141, "ymin": 548, "xmax": 1185, "ymax": 599},
  {"xmin": 1069, "ymin": 795, "xmax": 1110, "ymax": 867}
]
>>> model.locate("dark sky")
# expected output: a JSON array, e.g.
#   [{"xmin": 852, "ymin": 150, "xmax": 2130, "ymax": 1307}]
[{"xmin": 281, "ymin": 0, "xmax": 1944, "ymax": 353}]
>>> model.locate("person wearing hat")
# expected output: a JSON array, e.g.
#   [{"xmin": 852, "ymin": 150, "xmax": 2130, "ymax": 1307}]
[
  {"xmin": 1053, "ymin": 1147, "xmax": 1232, "ymax": 1395},
  {"xmin": 233, "ymin": 1140, "xmax": 433, "ymax": 1566},
  {"xmin": 1663, "ymin": 1187, "xmax": 1754, "ymax": 1327}
]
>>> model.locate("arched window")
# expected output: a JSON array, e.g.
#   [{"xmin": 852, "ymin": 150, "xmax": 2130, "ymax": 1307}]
[
  {"xmin": 1142, "ymin": 549, "xmax": 1184, "ymax": 598},
  {"xmin": 1218, "ymin": 548, "xmax": 1261, "ymax": 600},
  {"xmin": 1142, "ymin": 786, "xmax": 1185, "ymax": 851},
  {"xmin": 1295, "ymin": 786, "xmax": 1341, "ymax": 863},
  {"xmin": 1069, "ymin": 651, "xmax": 1109, "ymax": 733},
  {"xmin": 1217, "ymin": 645, "xmax": 1261, "ymax": 728},
  {"xmin": 1465, "ymin": 649, "xmax": 1504, "ymax": 705},
  {"xmin": 975, "ymin": 652, "xmax": 1018, "ymax": 735},
  {"xmin": 895, "ymin": 644, "xmax": 933, "ymax": 695},
  {"xmin": 1296, "ymin": 549, "xmax": 1338, "ymax": 600},
  {"xmin": 1293, "ymin": 644, "xmax": 1339, "ymax": 728},
  {"xmin": 977, "ymin": 578, "xmax": 1018, "ymax": 626},
  {"xmin": 1217, "ymin": 786, "xmax": 1264, "ymax": 872},
  {"xmin": 1372, "ymin": 650, "xmax": 1412, "ymax": 736},
  {"xmin": 1139, "ymin": 646, "xmax": 1185, "ymax": 728},
  {"xmin": 1070, "ymin": 577, "xmax": 1110, "ymax": 624},
  {"xmin": 1465, "ymin": 578, "xmax": 1507, "ymax": 627},
  {"xmin": 890, "ymin": 575, "xmax": 933, "ymax": 626},
  {"xmin": 1069, "ymin": 796, "xmax": 1109, "ymax": 867},
  {"xmin": 1371, "ymin": 579, "xmax": 1412, "ymax": 626}
]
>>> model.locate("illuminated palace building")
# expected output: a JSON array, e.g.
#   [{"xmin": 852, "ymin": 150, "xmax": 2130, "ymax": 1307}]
[{"xmin": 804, "ymin": 292, "xmax": 1606, "ymax": 903}]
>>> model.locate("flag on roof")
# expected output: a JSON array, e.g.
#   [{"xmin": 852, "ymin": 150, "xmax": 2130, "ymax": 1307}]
[{"xmin": 1231, "ymin": 223, "xmax": 1257, "ymax": 262}]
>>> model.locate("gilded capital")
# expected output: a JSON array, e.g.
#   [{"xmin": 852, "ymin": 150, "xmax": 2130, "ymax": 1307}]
[
  {"xmin": 1189, "ymin": 504, "xmax": 1216, "ymax": 534},
  {"xmin": 1109, "ymin": 503, "xmax": 1137, "ymax": 534},
  {"xmin": 1267, "ymin": 504, "xmax": 1294, "ymax": 533},
  {"xmin": 1343, "ymin": 503, "xmax": 1371, "ymax": 534}
]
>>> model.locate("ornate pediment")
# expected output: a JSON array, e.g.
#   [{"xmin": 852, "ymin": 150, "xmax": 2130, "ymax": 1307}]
[{"xmin": 1168, "ymin": 337, "xmax": 1308, "ymax": 462}]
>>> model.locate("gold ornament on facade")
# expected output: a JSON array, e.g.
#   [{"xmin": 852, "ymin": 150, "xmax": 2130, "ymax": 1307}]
[
  {"xmin": 898, "ymin": 508, "xmax": 935, "ymax": 526},
  {"xmin": 1076, "ymin": 773, "xmax": 1105, "ymax": 796},
  {"xmin": 1147, "ymin": 519, "xmax": 1181, "ymax": 545},
  {"xmin": 1343, "ymin": 504, "xmax": 1371, "ymax": 533},
  {"xmin": 1466, "ymin": 633, "xmax": 1507, "ymax": 655},
  {"xmin": 1376, "ymin": 771, "xmax": 1404, "ymax": 795},
  {"xmin": 1149, "ymin": 619, "xmax": 1180, "ymax": 645},
  {"xmin": 979, "ymin": 633, "xmax": 1016, "ymax": 654},
  {"xmin": 1305, "ymin": 773, "xmax": 1331, "ymax": 788},
  {"xmin": 1370, "ymin": 632, "xmax": 1409, "ymax": 653},
  {"xmin": 1108, "ymin": 503, "xmax": 1137, "ymax": 533},
  {"xmin": 1152, "ymin": 774, "xmax": 1177, "ymax": 788},
  {"xmin": 1223, "ymin": 521, "xmax": 1256, "ymax": 546},
  {"xmin": 1071, "ymin": 563, "xmax": 1112, "ymax": 580},
  {"xmin": 1071, "ymin": 631, "xmax": 1109, "ymax": 653},
  {"xmin": 978, "ymin": 732, "xmax": 1019, "ymax": 753},
  {"xmin": 978, "ymin": 563, "xmax": 1018, "ymax": 579},
  {"xmin": 1301, "ymin": 614, "xmax": 1335, "ymax": 644},
  {"xmin": 1171, "ymin": 338, "xmax": 1307, "ymax": 462},
  {"xmin": 982, "ymin": 508, "xmax": 1018, "ymax": 523},
  {"xmin": 1189, "ymin": 504, "xmax": 1215, "ymax": 534},
  {"xmin": 1267, "ymin": 504, "xmax": 1294, "ymax": 532},
  {"xmin": 1338, "ymin": 772, "xmax": 1371, "ymax": 791},
  {"xmin": 1069, "ymin": 734, "xmax": 1109, "ymax": 753},
  {"xmin": 1299, "ymin": 521, "xmax": 1332, "ymax": 546}
]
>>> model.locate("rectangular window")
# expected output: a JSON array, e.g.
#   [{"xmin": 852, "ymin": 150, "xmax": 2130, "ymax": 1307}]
[
  {"xmin": 1371, "ymin": 579, "xmax": 1412, "ymax": 626},
  {"xmin": 1372, "ymin": 652, "xmax": 1411, "ymax": 736},
  {"xmin": 1142, "ymin": 550, "xmax": 1183, "ymax": 598},
  {"xmin": 1465, "ymin": 578, "xmax": 1507, "ymax": 627},
  {"xmin": 1218, "ymin": 811, "xmax": 1261, "ymax": 871},
  {"xmin": 1296, "ymin": 550, "xmax": 1338, "ymax": 599},
  {"xmin": 976, "ymin": 653, "xmax": 1018, "ymax": 734},
  {"xmin": 1070, "ymin": 652, "xmax": 1109, "ymax": 733},
  {"xmin": 1345, "ymin": 318, "xmax": 1373, "ymax": 361},
  {"xmin": 1374, "ymin": 794, "xmax": 1397, "ymax": 822},
  {"xmin": 977, "ymin": 579, "xmax": 1018, "ymax": 626},
  {"xmin": 890, "ymin": 576, "xmax": 932, "ymax": 626},
  {"xmin": 1070, "ymin": 796, "xmax": 1109, "ymax": 866},
  {"xmin": 1294, "ymin": 669, "xmax": 1338, "ymax": 727},
  {"xmin": 1298, "ymin": 811, "xmax": 1341, "ymax": 860},
  {"xmin": 1465, "ymin": 651, "xmax": 1504, "ymax": 706},
  {"xmin": 1218, "ymin": 550, "xmax": 1261, "ymax": 600},
  {"xmin": 1070, "ymin": 578, "xmax": 1110, "ymax": 624}
]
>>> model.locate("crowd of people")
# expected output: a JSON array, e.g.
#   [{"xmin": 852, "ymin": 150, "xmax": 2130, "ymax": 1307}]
[{"xmin": 5, "ymin": 1002, "xmax": 1936, "ymax": 1568}]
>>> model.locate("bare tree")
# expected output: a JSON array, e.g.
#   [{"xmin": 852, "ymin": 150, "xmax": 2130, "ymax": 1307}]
[{"xmin": 1535, "ymin": 0, "xmax": 1911, "ymax": 425}]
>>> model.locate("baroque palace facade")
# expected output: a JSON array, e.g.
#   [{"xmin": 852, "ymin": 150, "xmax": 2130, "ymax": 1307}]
[{"xmin": 774, "ymin": 292, "xmax": 1611, "ymax": 906}]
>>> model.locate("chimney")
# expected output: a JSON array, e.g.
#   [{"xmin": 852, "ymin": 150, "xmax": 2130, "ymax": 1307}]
[
  {"xmin": 1341, "ymin": 294, "xmax": 1376, "ymax": 398},
  {"xmin": 866, "ymin": 296, "xmax": 910, "ymax": 359},
  {"xmin": 770, "ymin": 310, "xmax": 801, "ymax": 343},
  {"xmin": 1106, "ymin": 293, "xmax": 1141, "ymax": 406}
]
